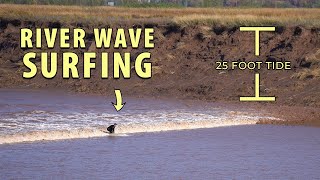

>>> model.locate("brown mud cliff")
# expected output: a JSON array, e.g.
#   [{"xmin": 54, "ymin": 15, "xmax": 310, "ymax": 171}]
[{"xmin": 0, "ymin": 19, "xmax": 320, "ymax": 125}]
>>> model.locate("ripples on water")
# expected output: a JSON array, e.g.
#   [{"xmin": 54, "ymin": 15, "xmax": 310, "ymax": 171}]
[
  {"xmin": 1, "ymin": 126, "xmax": 320, "ymax": 179},
  {"xmin": 1, "ymin": 89, "xmax": 320, "ymax": 179}
]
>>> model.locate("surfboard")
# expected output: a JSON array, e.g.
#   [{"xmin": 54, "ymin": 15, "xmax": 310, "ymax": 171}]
[{"xmin": 102, "ymin": 131, "xmax": 129, "ymax": 137}]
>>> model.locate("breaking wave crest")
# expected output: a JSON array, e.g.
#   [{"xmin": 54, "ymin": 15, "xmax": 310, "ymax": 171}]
[{"xmin": 0, "ymin": 119, "xmax": 258, "ymax": 144}]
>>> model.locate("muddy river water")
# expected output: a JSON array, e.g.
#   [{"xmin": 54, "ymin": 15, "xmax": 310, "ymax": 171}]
[{"xmin": 0, "ymin": 89, "xmax": 319, "ymax": 179}]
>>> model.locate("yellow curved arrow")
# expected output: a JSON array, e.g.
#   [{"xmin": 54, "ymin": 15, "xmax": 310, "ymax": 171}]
[{"xmin": 112, "ymin": 89, "xmax": 126, "ymax": 112}]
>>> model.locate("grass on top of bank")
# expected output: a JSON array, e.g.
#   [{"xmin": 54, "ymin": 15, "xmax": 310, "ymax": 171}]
[{"xmin": 1, "ymin": 4, "xmax": 320, "ymax": 27}]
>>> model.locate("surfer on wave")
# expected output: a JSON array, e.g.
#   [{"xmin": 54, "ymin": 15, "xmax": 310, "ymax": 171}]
[{"xmin": 107, "ymin": 123, "xmax": 117, "ymax": 134}]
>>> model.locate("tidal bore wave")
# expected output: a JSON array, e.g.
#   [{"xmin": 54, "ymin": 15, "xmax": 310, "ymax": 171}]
[{"xmin": 0, "ymin": 119, "xmax": 259, "ymax": 144}]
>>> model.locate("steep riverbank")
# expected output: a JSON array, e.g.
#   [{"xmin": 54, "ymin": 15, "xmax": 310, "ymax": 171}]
[{"xmin": 0, "ymin": 17, "xmax": 320, "ymax": 126}]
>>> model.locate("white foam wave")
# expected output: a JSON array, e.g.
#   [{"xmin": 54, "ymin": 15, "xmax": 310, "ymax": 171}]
[
  {"xmin": 0, "ymin": 128, "xmax": 107, "ymax": 144},
  {"xmin": 0, "ymin": 119, "xmax": 257, "ymax": 144}
]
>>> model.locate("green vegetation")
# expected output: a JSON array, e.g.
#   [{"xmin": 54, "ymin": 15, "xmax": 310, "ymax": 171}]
[
  {"xmin": 0, "ymin": 0, "xmax": 104, "ymax": 6},
  {"xmin": 122, "ymin": 2, "xmax": 184, "ymax": 8},
  {"xmin": 0, "ymin": 0, "xmax": 320, "ymax": 7},
  {"xmin": 1, "ymin": 4, "xmax": 320, "ymax": 27}
]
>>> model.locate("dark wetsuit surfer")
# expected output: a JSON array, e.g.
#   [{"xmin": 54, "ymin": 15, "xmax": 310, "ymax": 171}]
[{"xmin": 107, "ymin": 123, "xmax": 117, "ymax": 133}]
